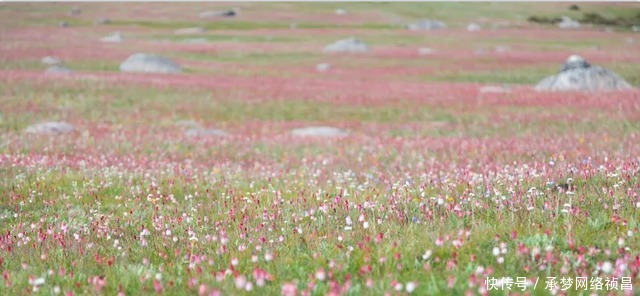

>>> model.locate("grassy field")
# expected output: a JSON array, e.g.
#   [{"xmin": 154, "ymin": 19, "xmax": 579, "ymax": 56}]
[{"xmin": 1, "ymin": 2, "xmax": 639, "ymax": 296}]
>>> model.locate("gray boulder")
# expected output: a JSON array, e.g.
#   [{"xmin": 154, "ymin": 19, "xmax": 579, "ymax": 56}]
[
  {"xmin": 24, "ymin": 122, "xmax": 76, "ymax": 134},
  {"xmin": 535, "ymin": 55, "xmax": 632, "ymax": 92},
  {"xmin": 119, "ymin": 53, "xmax": 182, "ymax": 74},
  {"xmin": 407, "ymin": 19, "xmax": 446, "ymax": 31},
  {"xmin": 323, "ymin": 37, "xmax": 369, "ymax": 53},
  {"xmin": 290, "ymin": 126, "xmax": 348, "ymax": 137}
]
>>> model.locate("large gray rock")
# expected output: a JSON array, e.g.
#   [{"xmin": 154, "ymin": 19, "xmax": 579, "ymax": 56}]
[
  {"xmin": 323, "ymin": 37, "xmax": 369, "ymax": 53},
  {"xmin": 535, "ymin": 55, "xmax": 633, "ymax": 92},
  {"xmin": 24, "ymin": 122, "xmax": 76, "ymax": 134},
  {"xmin": 119, "ymin": 53, "xmax": 182, "ymax": 74},
  {"xmin": 407, "ymin": 19, "xmax": 446, "ymax": 31},
  {"xmin": 290, "ymin": 126, "xmax": 348, "ymax": 137}
]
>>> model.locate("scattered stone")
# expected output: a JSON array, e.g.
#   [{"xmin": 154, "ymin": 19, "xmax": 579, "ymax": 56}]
[
  {"xmin": 175, "ymin": 27, "xmax": 205, "ymax": 35},
  {"xmin": 59, "ymin": 21, "xmax": 69, "ymax": 28},
  {"xmin": 632, "ymin": 25, "xmax": 640, "ymax": 32},
  {"xmin": 41, "ymin": 56, "xmax": 61, "ymax": 65},
  {"xmin": 24, "ymin": 122, "xmax": 76, "ymax": 134},
  {"xmin": 535, "ymin": 55, "xmax": 633, "ymax": 92},
  {"xmin": 558, "ymin": 16, "xmax": 580, "ymax": 29},
  {"xmin": 199, "ymin": 9, "xmax": 237, "ymax": 18},
  {"xmin": 474, "ymin": 47, "xmax": 488, "ymax": 55},
  {"xmin": 100, "ymin": 32, "xmax": 122, "ymax": 43},
  {"xmin": 494, "ymin": 46, "xmax": 510, "ymax": 53},
  {"xmin": 185, "ymin": 128, "xmax": 230, "ymax": 137},
  {"xmin": 182, "ymin": 38, "xmax": 209, "ymax": 44},
  {"xmin": 45, "ymin": 65, "xmax": 73, "ymax": 74},
  {"xmin": 69, "ymin": 7, "xmax": 81, "ymax": 16},
  {"xmin": 175, "ymin": 120, "xmax": 200, "ymax": 129},
  {"xmin": 479, "ymin": 85, "xmax": 511, "ymax": 94},
  {"xmin": 290, "ymin": 126, "xmax": 348, "ymax": 137},
  {"xmin": 119, "ymin": 53, "xmax": 182, "ymax": 74},
  {"xmin": 96, "ymin": 18, "xmax": 111, "ymax": 25},
  {"xmin": 335, "ymin": 8, "xmax": 347, "ymax": 16},
  {"xmin": 418, "ymin": 47, "xmax": 433, "ymax": 55},
  {"xmin": 467, "ymin": 23, "xmax": 481, "ymax": 32},
  {"xmin": 407, "ymin": 19, "xmax": 446, "ymax": 31},
  {"xmin": 323, "ymin": 37, "xmax": 369, "ymax": 53},
  {"xmin": 315, "ymin": 63, "xmax": 331, "ymax": 72}
]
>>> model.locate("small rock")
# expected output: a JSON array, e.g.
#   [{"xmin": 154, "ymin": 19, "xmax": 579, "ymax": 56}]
[
  {"xmin": 199, "ymin": 9, "xmax": 237, "ymax": 18},
  {"xmin": 494, "ymin": 46, "xmax": 510, "ymax": 53},
  {"xmin": 185, "ymin": 128, "xmax": 230, "ymax": 137},
  {"xmin": 59, "ymin": 21, "xmax": 69, "ymax": 28},
  {"xmin": 474, "ymin": 47, "xmax": 488, "ymax": 55},
  {"xmin": 289, "ymin": 23, "xmax": 298, "ymax": 30},
  {"xmin": 175, "ymin": 120, "xmax": 200, "ymax": 129},
  {"xmin": 175, "ymin": 27, "xmax": 205, "ymax": 35},
  {"xmin": 290, "ymin": 126, "xmax": 348, "ymax": 137},
  {"xmin": 467, "ymin": 23, "xmax": 481, "ymax": 32},
  {"xmin": 45, "ymin": 65, "xmax": 73, "ymax": 74},
  {"xmin": 182, "ymin": 38, "xmax": 209, "ymax": 44},
  {"xmin": 69, "ymin": 7, "xmax": 81, "ymax": 16},
  {"xmin": 41, "ymin": 56, "xmax": 61, "ymax": 65},
  {"xmin": 558, "ymin": 16, "xmax": 580, "ymax": 29},
  {"xmin": 335, "ymin": 8, "xmax": 347, "ymax": 15},
  {"xmin": 24, "ymin": 122, "xmax": 76, "ymax": 134},
  {"xmin": 96, "ymin": 18, "xmax": 111, "ymax": 25},
  {"xmin": 407, "ymin": 19, "xmax": 446, "ymax": 31},
  {"xmin": 632, "ymin": 25, "xmax": 640, "ymax": 32},
  {"xmin": 315, "ymin": 63, "xmax": 331, "ymax": 72},
  {"xmin": 418, "ymin": 47, "xmax": 433, "ymax": 55},
  {"xmin": 323, "ymin": 37, "xmax": 369, "ymax": 53},
  {"xmin": 100, "ymin": 32, "xmax": 122, "ymax": 43},
  {"xmin": 479, "ymin": 85, "xmax": 511, "ymax": 94},
  {"xmin": 119, "ymin": 53, "xmax": 182, "ymax": 74}
]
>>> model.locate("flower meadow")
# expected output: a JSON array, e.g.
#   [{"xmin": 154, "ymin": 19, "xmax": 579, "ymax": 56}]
[{"xmin": 1, "ymin": 2, "xmax": 640, "ymax": 296}]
